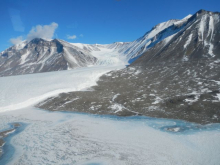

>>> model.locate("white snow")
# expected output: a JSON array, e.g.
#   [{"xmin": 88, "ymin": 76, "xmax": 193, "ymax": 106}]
[
  {"xmin": 70, "ymin": 43, "xmax": 85, "ymax": 49},
  {"xmin": 215, "ymin": 94, "xmax": 220, "ymax": 101},
  {"xmin": 208, "ymin": 15, "xmax": 215, "ymax": 42},
  {"xmin": 208, "ymin": 43, "xmax": 215, "ymax": 57},
  {"xmin": 163, "ymin": 33, "xmax": 177, "ymax": 44},
  {"xmin": 152, "ymin": 96, "xmax": 162, "ymax": 104},
  {"xmin": 63, "ymin": 47, "xmax": 79, "ymax": 68},
  {"xmin": 0, "ymin": 65, "xmax": 124, "ymax": 113},
  {"xmin": 203, "ymin": 15, "xmax": 215, "ymax": 57},
  {"xmin": 174, "ymin": 14, "xmax": 192, "ymax": 26},
  {"xmin": 199, "ymin": 14, "xmax": 207, "ymax": 41},
  {"xmin": 15, "ymin": 40, "xmax": 27, "ymax": 50},
  {"xmin": 71, "ymin": 42, "xmax": 129, "ymax": 65},
  {"xmin": 19, "ymin": 50, "xmax": 30, "ymax": 65},
  {"xmin": 92, "ymin": 47, "xmax": 127, "ymax": 65},
  {"xmin": 112, "ymin": 93, "xmax": 120, "ymax": 101},
  {"xmin": 184, "ymin": 34, "xmax": 193, "ymax": 49},
  {"xmin": 147, "ymin": 20, "xmax": 176, "ymax": 39},
  {"xmin": 184, "ymin": 92, "xmax": 200, "ymax": 104},
  {"xmin": 111, "ymin": 104, "xmax": 123, "ymax": 113},
  {"xmin": 4, "ymin": 129, "xmax": 15, "ymax": 136}
]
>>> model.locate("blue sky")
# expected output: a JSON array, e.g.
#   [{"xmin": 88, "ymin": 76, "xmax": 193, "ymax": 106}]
[{"xmin": 0, "ymin": 0, "xmax": 219, "ymax": 52}]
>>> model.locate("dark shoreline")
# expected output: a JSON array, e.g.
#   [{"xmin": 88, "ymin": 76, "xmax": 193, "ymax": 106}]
[
  {"xmin": 0, "ymin": 123, "xmax": 21, "ymax": 159},
  {"xmin": 36, "ymin": 107, "xmax": 220, "ymax": 135}
]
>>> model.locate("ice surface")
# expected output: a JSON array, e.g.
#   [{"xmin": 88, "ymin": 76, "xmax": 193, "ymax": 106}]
[
  {"xmin": 91, "ymin": 47, "xmax": 128, "ymax": 66},
  {"xmin": 0, "ymin": 66, "xmax": 124, "ymax": 112},
  {"xmin": 1, "ymin": 108, "xmax": 220, "ymax": 165},
  {"xmin": 71, "ymin": 43, "xmax": 128, "ymax": 66}
]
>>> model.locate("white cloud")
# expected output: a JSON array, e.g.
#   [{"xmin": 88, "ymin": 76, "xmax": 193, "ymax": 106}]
[
  {"xmin": 67, "ymin": 35, "xmax": 77, "ymax": 39},
  {"xmin": 80, "ymin": 34, "xmax": 84, "ymax": 37},
  {"xmin": 10, "ymin": 36, "xmax": 23, "ymax": 45},
  {"xmin": 27, "ymin": 22, "xmax": 58, "ymax": 41}
]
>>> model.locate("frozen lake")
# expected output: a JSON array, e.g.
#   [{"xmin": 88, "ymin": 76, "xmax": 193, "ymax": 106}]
[{"xmin": 0, "ymin": 66, "xmax": 220, "ymax": 165}]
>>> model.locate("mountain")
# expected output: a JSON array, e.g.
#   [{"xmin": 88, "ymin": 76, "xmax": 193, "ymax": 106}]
[
  {"xmin": 71, "ymin": 16, "xmax": 193, "ymax": 64},
  {"xmin": 0, "ymin": 38, "xmax": 97, "ymax": 76},
  {"xmin": 132, "ymin": 9, "xmax": 220, "ymax": 65},
  {"xmin": 0, "ymin": 12, "xmax": 194, "ymax": 77},
  {"xmin": 37, "ymin": 10, "xmax": 220, "ymax": 124},
  {"xmin": 61, "ymin": 14, "xmax": 194, "ymax": 64}
]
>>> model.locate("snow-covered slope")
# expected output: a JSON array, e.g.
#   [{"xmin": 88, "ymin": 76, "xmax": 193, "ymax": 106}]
[{"xmin": 117, "ymin": 19, "xmax": 184, "ymax": 62}]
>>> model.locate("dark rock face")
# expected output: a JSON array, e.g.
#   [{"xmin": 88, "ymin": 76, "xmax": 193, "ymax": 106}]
[
  {"xmin": 0, "ymin": 39, "xmax": 97, "ymax": 77},
  {"xmin": 132, "ymin": 10, "xmax": 220, "ymax": 65},
  {"xmin": 37, "ymin": 10, "xmax": 220, "ymax": 124},
  {"xmin": 0, "ymin": 123, "xmax": 21, "ymax": 158}
]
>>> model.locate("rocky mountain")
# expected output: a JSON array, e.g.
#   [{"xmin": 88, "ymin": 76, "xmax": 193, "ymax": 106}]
[
  {"xmin": 116, "ymin": 16, "xmax": 193, "ymax": 63},
  {"xmin": 132, "ymin": 9, "xmax": 220, "ymax": 65},
  {"xmin": 38, "ymin": 10, "xmax": 220, "ymax": 124},
  {"xmin": 0, "ymin": 38, "xmax": 97, "ymax": 76}
]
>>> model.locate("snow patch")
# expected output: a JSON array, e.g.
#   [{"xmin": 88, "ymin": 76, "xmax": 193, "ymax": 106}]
[
  {"xmin": 112, "ymin": 94, "xmax": 120, "ymax": 102},
  {"xmin": 19, "ymin": 51, "xmax": 30, "ymax": 65},
  {"xmin": 199, "ymin": 14, "xmax": 207, "ymax": 41},
  {"xmin": 184, "ymin": 34, "xmax": 193, "ymax": 49},
  {"xmin": 63, "ymin": 48, "xmax": 79, "ymax": 68},
  {"xmin": 152, "ymin": 96, "xmax": 162, "ymax": 104}
]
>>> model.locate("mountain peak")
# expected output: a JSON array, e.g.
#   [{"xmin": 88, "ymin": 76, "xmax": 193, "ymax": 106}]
[
  {"xmin": 197, "ymin": 9, "xmax": 208, "ymax": 14},
  {"xmin": 29, "ymin": 38, "xmax": 47, "ymax": 44},
  {"xmin": 195, "ymin": 9, "xmax": 220, "ymax": 16}
]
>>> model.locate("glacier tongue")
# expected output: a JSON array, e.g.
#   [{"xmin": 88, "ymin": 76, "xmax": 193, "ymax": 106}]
[
  {"xmin": 0, "ymin": 65, "xmax": 124, "ymax": 112},
  {"xmin": 71, "ymin": 43, "xmax": 129, "ymax": 66}
]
